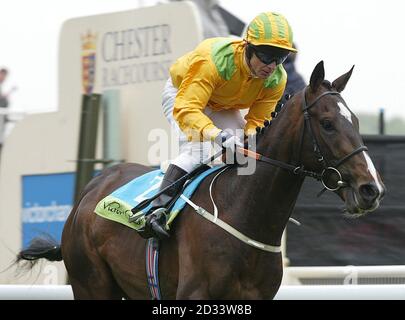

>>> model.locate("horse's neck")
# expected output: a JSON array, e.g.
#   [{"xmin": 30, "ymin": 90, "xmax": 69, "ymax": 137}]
[{"xmin": 225, "ymin": 102, "xmax": 304, "ymax": 245}]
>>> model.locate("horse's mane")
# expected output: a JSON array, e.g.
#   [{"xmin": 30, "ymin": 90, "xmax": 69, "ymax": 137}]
[
  {"xmin": 254, "ymin": 94, "xmax": 289, "ymax": 141},
  {"xmin": 254, "ymin": 80, "xmax": 334, "ymax": 141}
]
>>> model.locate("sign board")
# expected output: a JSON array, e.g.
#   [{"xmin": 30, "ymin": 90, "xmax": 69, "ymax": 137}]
[{"xmin": 22, "ymin": 173, "xmax": 74, "ymax": 248}]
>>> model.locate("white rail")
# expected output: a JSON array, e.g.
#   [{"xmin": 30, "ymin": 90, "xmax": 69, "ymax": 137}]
[
  {"xmin": 0, "ymin": 285, "xmax": 73, "ymax": 300},
  {"xmin": 274, "ymin": 285, "xmax": 405, "ymax": 300},
  {"xmin": 287, "ymin": 265, "xmax": 405, "ymax": 277},
  {"xmin": 284, "ymin": 265, "xmax": 405, "ymax": 285},
  {"xmin": 1, "ymin": 284, "xmax": 405, "ymax": 300}
]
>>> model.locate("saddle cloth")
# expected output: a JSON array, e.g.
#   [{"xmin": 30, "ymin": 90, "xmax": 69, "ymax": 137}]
[{"xmin": 94, "ymin": 165, "xmax": 225, "ymax": 231}]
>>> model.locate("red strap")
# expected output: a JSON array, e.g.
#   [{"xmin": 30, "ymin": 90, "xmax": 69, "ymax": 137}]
[{"xmin": 237, "ymin": 147, "xmax": 261, "ymax": 160}]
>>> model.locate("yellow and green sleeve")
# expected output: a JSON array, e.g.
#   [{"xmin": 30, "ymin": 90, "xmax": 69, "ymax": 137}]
[
  {"xmin": 172, "ymin": 55, "xmax": 222, "ymax": 141},
  {"xmin": 245, "ymin": 70, "xmax": 287, "ymax": 136}
]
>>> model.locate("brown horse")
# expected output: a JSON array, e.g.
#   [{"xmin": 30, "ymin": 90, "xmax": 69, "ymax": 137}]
[{"xmin": 17, "ymin": 61, "xmax": 385, "ymax": 299}]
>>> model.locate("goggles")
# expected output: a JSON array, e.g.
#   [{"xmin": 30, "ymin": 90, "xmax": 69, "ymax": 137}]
[{"xmin": 252, "ymin": 47, "xmax": 290, "ymax": 66}]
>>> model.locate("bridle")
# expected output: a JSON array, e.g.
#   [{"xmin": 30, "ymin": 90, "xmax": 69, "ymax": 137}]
[{"xmin": 239, "ymin": 87, "xmax": 368, "ymax": 194}]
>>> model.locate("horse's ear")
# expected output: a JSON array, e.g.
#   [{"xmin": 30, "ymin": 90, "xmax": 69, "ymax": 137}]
[
  {"xmin": 332, "ymin": 65, "xmax": 355, "ymax": 93},
  {"xmin": 310, "ymin": 61, "xmax": 325, "ymax": 92}
]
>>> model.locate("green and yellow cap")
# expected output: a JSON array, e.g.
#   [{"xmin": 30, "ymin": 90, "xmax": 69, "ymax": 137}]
[{"xmin": 245, "ymin": 12, "xmax": 297, "ymax": 53}]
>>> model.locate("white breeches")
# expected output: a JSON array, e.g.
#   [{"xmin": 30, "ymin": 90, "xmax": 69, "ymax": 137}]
[{"xmin": 162, "ymin": 78, "xmax": 246, "ymax": 173}]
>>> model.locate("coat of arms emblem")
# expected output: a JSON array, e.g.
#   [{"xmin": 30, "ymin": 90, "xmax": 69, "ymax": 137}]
[{"xmin": 81, "ymin": 31, "xmax": 97, "ymax": 95}]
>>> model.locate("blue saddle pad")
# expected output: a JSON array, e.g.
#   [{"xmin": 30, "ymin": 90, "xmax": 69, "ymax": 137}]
[{"xmin": 94, "ymin": 165, "xmax": 225, "ymax": 231}]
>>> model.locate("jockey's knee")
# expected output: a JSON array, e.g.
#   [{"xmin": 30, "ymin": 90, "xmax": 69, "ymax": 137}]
[{"xmin": 171, "ymin": 153, "xmax": 200, "ymax": 173}]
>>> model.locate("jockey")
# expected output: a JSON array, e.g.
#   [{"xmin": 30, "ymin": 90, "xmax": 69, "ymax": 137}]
[{"xmin": 146, "ymin": 12, "xmax": 298, "ymax": 238}]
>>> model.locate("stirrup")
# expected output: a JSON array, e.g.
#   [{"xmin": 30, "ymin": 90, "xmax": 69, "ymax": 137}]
[{"xmin": 147, "ymin": 208, "xmax": 170, "ymax": 239}]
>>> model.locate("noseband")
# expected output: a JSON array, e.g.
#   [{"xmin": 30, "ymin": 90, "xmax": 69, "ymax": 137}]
[{"xmin": 240, "ymin": 87, "xmax": 368, "ymax": 194}]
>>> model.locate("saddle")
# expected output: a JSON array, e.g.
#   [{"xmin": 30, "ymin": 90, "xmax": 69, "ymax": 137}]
[{"xmin": 94, "ymin": 165, "xmax": 226, "ymax": 237}]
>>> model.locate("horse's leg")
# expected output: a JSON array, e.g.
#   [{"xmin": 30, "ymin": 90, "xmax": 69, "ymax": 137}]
[
  {"xmin": 64, "ymin": 234, "xmax": 126, "ymax": 300},
  {"xmin": 174, "ymin": 223, "xmax": 211, "ymax": 300},
  {"xmin": 64, "ymin": 164, "xmax": 166, "ymax": 300},
  {"xmin": 63, "ymin": 200, "xmax": 127, "ymax": 300},
  {"xmin": 68, "ymin": 261, "xmax": 126, "ymax": 300}
]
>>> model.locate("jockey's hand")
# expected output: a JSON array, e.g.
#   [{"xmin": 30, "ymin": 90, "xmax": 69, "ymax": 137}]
[{"xmin": 215, "ymin": 131, "xmax": 243, "ymax": 154}]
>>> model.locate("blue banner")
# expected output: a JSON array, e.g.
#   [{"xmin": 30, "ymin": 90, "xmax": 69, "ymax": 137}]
[{"xmin": 22, "ymin": 173, "xmax": 74, "ymax": 248}]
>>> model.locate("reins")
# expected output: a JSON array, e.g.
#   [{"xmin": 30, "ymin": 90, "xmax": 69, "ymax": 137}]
[
  {"xmin": 238, "ymin": 87, "xmax": 368, "ymax": 194},
  {"xmin": 238, "ymin": 147, "xmax": 322, "ymax": 180}
]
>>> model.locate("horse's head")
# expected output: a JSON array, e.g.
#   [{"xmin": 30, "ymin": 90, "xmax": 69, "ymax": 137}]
[
  {"xmin": 290, "ymin": 61, "xmax": 385, "ymax": 216},
  {"xmin": 249, "ymin": 61, "xmax": 385, "ymax": 216}
]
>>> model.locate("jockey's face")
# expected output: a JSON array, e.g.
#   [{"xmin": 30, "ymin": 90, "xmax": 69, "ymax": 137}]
[{"xmin": 248, "ymin": 53, "xmax": 277, "ymax": 79}]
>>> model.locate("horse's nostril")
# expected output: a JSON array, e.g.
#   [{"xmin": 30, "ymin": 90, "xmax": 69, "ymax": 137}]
[{"xmin": 359, "ymin": 183, "xmax": 379, "ymax": 203}]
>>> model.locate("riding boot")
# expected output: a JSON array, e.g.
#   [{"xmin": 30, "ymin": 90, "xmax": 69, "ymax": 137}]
[{"xmin": 146, "ymin": 164, "xmax": 188, "ymax": 239}]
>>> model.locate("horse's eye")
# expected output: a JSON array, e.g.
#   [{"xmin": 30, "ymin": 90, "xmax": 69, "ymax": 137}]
[{"xmin": 321, "ymin": 119, "xmax": 334, "ymax": 131}]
